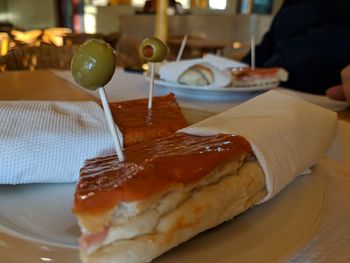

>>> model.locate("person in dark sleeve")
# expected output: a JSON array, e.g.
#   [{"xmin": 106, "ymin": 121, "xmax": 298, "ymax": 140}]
[{"xmin": 242, "ymin": 0, "xmax": 350, "ymax": 95}]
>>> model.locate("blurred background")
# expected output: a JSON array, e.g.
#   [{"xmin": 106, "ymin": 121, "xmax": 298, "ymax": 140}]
[{"xmin": 0, "ymin": 0, "xmax": 283, "ymax": 71}]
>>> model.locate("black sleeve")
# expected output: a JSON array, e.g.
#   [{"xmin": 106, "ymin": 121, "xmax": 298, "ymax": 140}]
[
  {"xmin": 241, "ymin": 0, "xmax": 350, "ymax": 94},
  {"xmin": 263, "ymin": 25, "xmax": 350, "ymax": 94},
  {"xmin": 241, "ymin": 0, "xmax": 288, "ymax": 66}
]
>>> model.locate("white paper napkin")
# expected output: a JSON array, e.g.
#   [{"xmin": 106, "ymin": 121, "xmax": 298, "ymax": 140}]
[
  {"xmin": 159, "ymin": 58, "xmax": 232, "ymax": 88},
  {"xmin": 179, "ymin": 90, "xmax": 337, "ymax": 202},
  {"xmin": 0, "ymin": 101, "xmax": 115, "ymax": 184},
  {"xmin": 203, "ymin": 54, "xmax": 248, "ymax": 71}
]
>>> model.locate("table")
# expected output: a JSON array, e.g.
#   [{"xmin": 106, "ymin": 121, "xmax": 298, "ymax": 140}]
[
  {"xmin": 2, "ymin": 69, "xmax": 349, "ymax": 122},
  {"xmin": 1, "ymin": 69, "xmax": 350, "ymax": 262},
  {"xmin": 0, "ymin": 70, "xmax": 97, "ymax": 102}
]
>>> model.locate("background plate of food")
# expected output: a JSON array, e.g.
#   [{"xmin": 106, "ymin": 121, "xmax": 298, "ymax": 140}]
[{"xmin": 148, "ymin": 58, "xmax": 287, "ymax": 101}]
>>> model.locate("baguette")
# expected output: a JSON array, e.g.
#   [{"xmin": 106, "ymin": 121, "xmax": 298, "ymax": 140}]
[
  {"xmin": 178, "ymin": 65, "xmax": 214, "ymax": 86},
  {"xmin": 73, "ymin": 133, "xmax": 266, "ymax": 263}
]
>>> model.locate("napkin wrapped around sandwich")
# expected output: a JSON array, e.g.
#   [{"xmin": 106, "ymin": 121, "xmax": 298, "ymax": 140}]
[
  {"xmin": 73, "ymin": 90, "xmax": 337, "ymax": 263},
  {"xmin": 159, "ymin": 57, "xmax": 234, "ymax": 88}
]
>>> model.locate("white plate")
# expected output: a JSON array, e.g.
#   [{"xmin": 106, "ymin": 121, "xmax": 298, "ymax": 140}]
[
  {"xmin": 152, "ymin": 79, "xmax": 278, "ymax": 101},
  {"xmin": 0, "ymin": 165, "xmax": 325, "ymax": 263}
]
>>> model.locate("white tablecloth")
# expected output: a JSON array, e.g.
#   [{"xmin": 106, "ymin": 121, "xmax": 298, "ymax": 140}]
[{"xmin": 289, "ymin": 120, "xmax": 350, "ymax": 263}]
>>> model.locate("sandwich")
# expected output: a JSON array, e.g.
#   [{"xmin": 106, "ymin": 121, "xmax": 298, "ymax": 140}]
[
  {"xmin": 178, "ymin": 64, "xmax": 214, "ymax": 86},
  {"xmin": 73, "ymin": 132, "xmax": 267, "ymax": 263},
  {"xmin": 109, "ymin": 93, "xmax": 188, "ymax": 146},
  {"xmin": 231, "ymin": 67, "xmax": 288, "ymax": 87}
]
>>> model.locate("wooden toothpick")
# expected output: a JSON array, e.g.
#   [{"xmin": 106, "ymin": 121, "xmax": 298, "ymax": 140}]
[
  {"xmin": 148, "ymin": 62, "xmax": 156, "ymax": 109},
  {"xmin": 98, "ymin": 87, "xmax": 124, "ymax": 162},
  {"xmin": 251, "ymin": 35, "xmax": 255, "ymax": 70},
  {"xmin": 176, "ymin": 34, "xmax": 188, "ymax": 62}
]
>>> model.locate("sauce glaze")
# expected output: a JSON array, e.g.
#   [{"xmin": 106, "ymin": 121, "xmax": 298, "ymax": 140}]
[
  {"xmin": 73, "ymin": 133, "xmax": 251, "ymax": 215},
  {"xmin": 233, "ymin": 67, "xmax": 280, "ymax": 80},
  {"xmin": 109, "ymin": 93, "xmax": 188, "ymax": 146}
]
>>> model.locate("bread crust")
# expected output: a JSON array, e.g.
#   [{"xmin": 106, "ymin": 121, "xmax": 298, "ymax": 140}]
[
  {"xmin": 81, "ymin": 160, "xmax": 266, "ymax": 263},
  {"xmin": 178, "ymin": 65, "xmax": 214, "ymax": 86}
]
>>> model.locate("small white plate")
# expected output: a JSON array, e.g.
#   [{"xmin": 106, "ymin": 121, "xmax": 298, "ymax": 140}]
[
  {"xmin": 151, "ymin": 78, "xmax": 278, "ymax": 101},
  {"xmin": 0, "ymin": 165, "xmax": 325, "ymax": 263}
]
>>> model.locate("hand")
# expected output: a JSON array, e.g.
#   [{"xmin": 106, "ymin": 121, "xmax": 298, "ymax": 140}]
[
  {"xmin": 326, "ymin": 65, "xmax": 350, "ymax": 102},
  {"xmin": 326, "ymin": 85, "xmax": 346, "ymax": 100}
]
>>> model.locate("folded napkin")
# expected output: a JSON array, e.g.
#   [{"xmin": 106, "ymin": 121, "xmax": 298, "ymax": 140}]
[
  {"xmin": 202, "ymin": 54, "xmax": 248, "ymax": 71},
  {"xmin": 159, "ymin": 58, "xmax": 232, "ymax": 88},
  {"xmin": 179, "ymin": 90, "xmax": 337, "ymax": 202},
  {"xmin": 0, "ymin": 101, "xmax": 115, "ymax": 184}
]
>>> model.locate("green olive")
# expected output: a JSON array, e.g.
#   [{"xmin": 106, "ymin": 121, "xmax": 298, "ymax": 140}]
[
  {"xmin": 71, "ymin": 39, "xmax": 116, "ymax": 90},
  {"xmin": 139, "ymin": 37, "xmax": 168, "ymax": 62}
]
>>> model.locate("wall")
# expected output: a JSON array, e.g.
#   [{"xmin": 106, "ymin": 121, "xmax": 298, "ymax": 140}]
[
  {"xmin": 6, "ymin": 0, "xmax": 57, "ymax": 29},
  {"xmin": 84, "ymin": 5, "xmax": 134, "ymax": 34},
  {"xmin": 119, "ymin": 14, "xmax": 272, "ymax": 43},
  {"xmin": 117, "ymin": 13, "xmax": 272, "ymax": 60},
  {"xmin": 0, "ymin": 0, "xmax": 8, "ymax": 22}
]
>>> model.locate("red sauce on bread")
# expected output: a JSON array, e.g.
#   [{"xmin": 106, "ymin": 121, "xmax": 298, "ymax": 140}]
[
  {"xmin": 233, "ymin": 67, "xmax": 281, "ymax": 80},
  {"xmin": 110, "ymin": 93, "xmax": 188, "ymax": 146},
  {"xmin": 73, "ymin": 133, "xmax": 251, "ymax": 215}
]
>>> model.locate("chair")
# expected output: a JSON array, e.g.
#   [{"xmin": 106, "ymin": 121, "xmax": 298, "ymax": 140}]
[
  {"xmin": 0, "ymin": 22, "xmax": 14, "ymax": 34},
  {"xmin": 103, "ymin": 32, "xmax": 120, "ymax": 50},
  {"xmin": 63, "ymin": 33, "xmax": 104, "ymax": 47},
  {"xmin": 114, "ymin": 34, "xmax": 144, "ymax": 68},
  {"xmin": 0, "ymin": 44, "xmax": 77, "ymax": 71}
]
